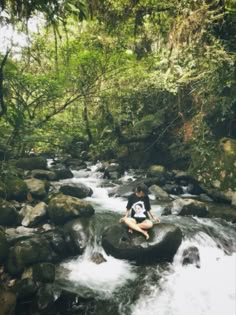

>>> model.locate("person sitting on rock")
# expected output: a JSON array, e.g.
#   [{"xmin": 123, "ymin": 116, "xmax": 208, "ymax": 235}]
[{"xmin": 120, "ymin": 184, "xmax": 160, "ymax": 240}]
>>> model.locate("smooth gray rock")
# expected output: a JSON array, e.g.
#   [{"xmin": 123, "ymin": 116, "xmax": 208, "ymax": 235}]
[
  {"xmin": 171, "ymin": 198, "xmax": 208, "ymax": 217},
  {"xmin": 102, "ymin": 223, "xmax": 182, "ymax": 264},
  {"xmin": 59, "ymin": 183, "xmax": 93, "ymax": 199}
]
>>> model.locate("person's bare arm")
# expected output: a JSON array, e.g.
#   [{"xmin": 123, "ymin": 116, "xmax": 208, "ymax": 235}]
[
  {"xmin": 119, "ymin": 209, "xmax": 130, "ymax": 222},
  {"xmin": 148, "ymin": 209, "xmax": 160, "ymax": 223}
]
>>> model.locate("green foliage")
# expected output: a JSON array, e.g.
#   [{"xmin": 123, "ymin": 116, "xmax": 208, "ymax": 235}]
[{"xmin": 0, "ymin": 0, "xmax": 235, "ymax": 190}]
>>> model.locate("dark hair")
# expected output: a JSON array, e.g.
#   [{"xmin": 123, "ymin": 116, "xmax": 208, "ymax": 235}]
[{"xmin": 136, "ymin": 184, "xmax": 149, "ymax": 195}]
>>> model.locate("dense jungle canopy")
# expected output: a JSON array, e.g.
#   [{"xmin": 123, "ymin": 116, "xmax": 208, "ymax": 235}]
[{"xmin": 0, "ymin": 0, "xmax": 236, "ymax": 188}]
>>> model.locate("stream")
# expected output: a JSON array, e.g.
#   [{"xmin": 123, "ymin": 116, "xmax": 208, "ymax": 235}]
[{"xmin": 55, "ymin": 163, "xmax": 236, "ymax": 315}]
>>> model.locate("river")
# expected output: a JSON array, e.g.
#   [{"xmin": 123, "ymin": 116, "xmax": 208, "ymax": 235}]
[{"xmin": 55, "ymin": 163, "xmax": 236, "ymax": 315}]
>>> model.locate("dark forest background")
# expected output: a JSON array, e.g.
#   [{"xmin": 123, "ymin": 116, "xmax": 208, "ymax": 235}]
[{"xmin": 1, "ymin": 0, "xmax": 236, "ymax": 189}]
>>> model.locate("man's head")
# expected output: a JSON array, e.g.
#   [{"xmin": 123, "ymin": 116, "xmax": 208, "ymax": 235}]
[{"xmin": 135, "ymin": 184, "xmax": 149, "ymax": 197}]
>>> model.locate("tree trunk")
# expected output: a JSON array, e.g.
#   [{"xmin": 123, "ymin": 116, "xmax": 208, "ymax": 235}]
[
  {"xmin": 0, "ymin": 50, "xmax": 10, "ymax": 116},
  {"xmin": 83, "ymin": 97, "xmax": 93, "ymax": 144}
]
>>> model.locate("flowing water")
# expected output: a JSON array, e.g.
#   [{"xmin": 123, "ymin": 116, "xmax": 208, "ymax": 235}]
[{"xmin": 56, "ymin": 163, "xmax": 236, "ymax": 315}]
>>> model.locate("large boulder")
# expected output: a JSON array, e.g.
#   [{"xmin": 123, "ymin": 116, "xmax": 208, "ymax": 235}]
[
  {"xmin": 164, "ymin": 198, "xmax": 209, "ymax": 217},
  {"xmin": 15, "ymin": 278, "xmax": 38, "ymax": 300},
  {"xmin": 21, "ymin": 202, "xmax": 48, "ymax": 227},
  {"xmin": 31, "ymin": 169, "xmax": 57, "ymax": 181},
  {"xmin": 149, "ymin": 184, "xmax": 170, "ymax": 200},
  {"xmin": 147, "ymin": 165, "xmax": 166, "ymax": 177},
  {"xmin": 0, "ymin": 229, "xmax": 9, "ymax": 262},
  {"xmin": 48, "ymin": 164, "xmax": 73, "ymax": 180},
  {"xmin": 24, "ymin": 178, "xmax": 50, "ymax": 199},
  {"xmin": 15, "ymin": 157, "xmax": 47, "ymax": 170},
  {"xmin": 6, "ymin": 230, "xmax": 73, "ymax": 275},
  {"xmin": 33, "ymin": 263, "xmax": 55, "ymax": 283},
  {"xmin": 5, "ymin": 226, "xmax": 38, "ymax": 244},
  {"xmin": 59, "ymin": 183, "xmax": 93, "ymax": 199},
  {"xmin": 48, "ymin": 194, "xmax": 94, "ymax": 225},
  {"xmin": 102, "ymin": 223, "xmax": 182, "ymax": 264},
  {"xmin": 4, "ymin": 177, "xmax": 28, "ymax": 201},
  {"xmin": 63, "ymin": 218, "xmax": 93, "ymax": 254},
  {"xmin": 0, "ymin": 199, "xmax": 21, "ymax": 226}
]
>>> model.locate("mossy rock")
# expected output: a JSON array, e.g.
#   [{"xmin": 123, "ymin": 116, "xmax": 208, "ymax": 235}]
[
  {"xmin": 48, "ymin": 193, "xmax": 95, "ymax": 224},
  {"xmin": 0, "ymin": 199, "xmax": 21, "ymax": 226},
  {"xmin": 15, "ymin": 157, "xmax": 47, "ymax": 170},
  {"xmin": 24, "ymin": 178, "xmax": 50, "ymax": 199},
  {"xmin": 5, "ymin": 177, "xmax": 28, "ymax": 201},
  {"xmin": 147, "ymin": 165, "xmax": 166, "ymax": 177},
  {"xmin": 190, "ymin": 138, "xmax": 236, "ymax": 191}
]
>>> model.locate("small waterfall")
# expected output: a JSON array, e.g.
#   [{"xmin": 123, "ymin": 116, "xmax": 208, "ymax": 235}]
[{"xmin": 58, "ymin": 245, "xmax": 136, "ymax": 299}]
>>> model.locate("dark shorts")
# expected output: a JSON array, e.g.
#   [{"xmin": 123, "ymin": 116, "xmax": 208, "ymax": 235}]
[{"xmin": 133, "ymin": 217, "xmax": 146, "ymax": 224}]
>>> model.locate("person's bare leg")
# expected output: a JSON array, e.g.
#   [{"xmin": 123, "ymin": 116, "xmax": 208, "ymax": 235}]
[
  {"xmin": 138, "ymin": 219, "xmax": 153, "ymax": 230},
  {"xmin": 123, "ymin": 218, "xmax": 149, "ymax": 240},
  {"xmin": 137, "ymin": 220, "xmax": 153, "ymax": 240}
]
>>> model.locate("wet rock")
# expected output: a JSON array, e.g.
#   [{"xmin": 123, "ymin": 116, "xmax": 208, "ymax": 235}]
[
  {"xmin": 103, "ymin": 163, "xmax": 123, "ymax": 179},
  {"xmin": 64, "ymin": 158, "xmax": 87, "ymax": 170},
  {"xmin": 15, "ymin": 278, "xmax": 38, "ymax": 300},
  {"xmin": 149, "ymin": 184, "xmax": 170, "ymax": 200},
  {"xmin": 36, "ymin": 283, "xmax": 62, "ymax": 310},
  {"xmin": 48, "ymin": 193, "xmax": 95, "ymax": 225},
  {"xmin": 90, "ymin": 252, "xmax": 107, "ymax": 264},
  {"xmin": 200, "ymin": 188, "xmax": 231, "ymax": 204},
  {"xmin": 0, "ymin": 199, "xmax": 21, "ymax": 226},
  {"xmin": 33, "ymin": 263, "xmax": 55, "ymax": 283},
  {"xmin": 6, "ymin": 229, "xmax": 71, "ymax": 275},
  {"xmin": 102, "ymin": 223, "xmax": 182, "ymax": 264},
  {"xmin": 24, "ymin": 178, "xmax": 50, "ymax": 199},
  {"xmin": 31, "ymin": 169, "xmax": 57, "ymax": 181},
  {"xmin": 21, "ymin": 201, "xmax": 48, "ymax": 227},
  {"xmin": 5, "ymin": 226, "xmax": 38, "ymax": 244},
  {"xmin": 49, "ymin": 164, "xmax": 74, "ymax": 180},
  {"xmin": 198, "ymin": 193, "xmax": 213, "ymax": 202},
  {"xmin": 59, "ymin": 182, "xmax": 93, "ymax": 199},
  {"xmin": 63, "ymin": 218, "xmax": 92, "ymax": 254},
  {"xmin": 182, "ymin": 246, "xmax": 200, "ymax": 268},
  {"xmin": 174, "ymin": 171, "xmax": 205, "ymax": 195},
  {"xmin": 4, "ymin": 177, "xmax": 28, "ymax": 201},
  {"xmin": 162, "ymin": 183, "xmax": 183, "ymax": 195},
  {"xmin": 109, "ymin": 183, "xmax": 136, "ymax": 197},
  {"xmin": 171, "ymin": 198, "xmax": 208, "ymax": 217}
]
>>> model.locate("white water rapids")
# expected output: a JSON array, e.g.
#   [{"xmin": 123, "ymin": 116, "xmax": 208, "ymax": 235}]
[{"xmin": 56, "ymin": 163, "xmax": 236, "ymax": 315}]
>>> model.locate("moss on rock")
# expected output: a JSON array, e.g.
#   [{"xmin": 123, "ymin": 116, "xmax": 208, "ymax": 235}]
[{"xmin": 190, "ymin": 137, "xmax": 236, "ymax": 191}]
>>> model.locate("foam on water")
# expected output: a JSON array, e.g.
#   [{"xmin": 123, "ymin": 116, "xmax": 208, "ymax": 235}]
[
  {"xmin": 131, "ymin": 234, "xmax": 236, "ymax": 315},
  {"xmin": 62, "ymin": 247, "xmax": 136, "ymax": 299}
]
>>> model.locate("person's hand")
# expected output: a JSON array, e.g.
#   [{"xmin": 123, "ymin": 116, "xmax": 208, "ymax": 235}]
[
  {"xmin": 153, "ymin": 217, "xmax": 160, "ymax": 223},
  {"xmin": 119, "ymin": 216, "xmax": 126, "ymax": 223}
]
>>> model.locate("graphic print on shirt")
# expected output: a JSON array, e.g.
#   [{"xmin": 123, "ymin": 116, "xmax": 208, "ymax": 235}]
[{"xmin": 132, "ymin": 201, "xmax": 146, "ymax": 218}]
